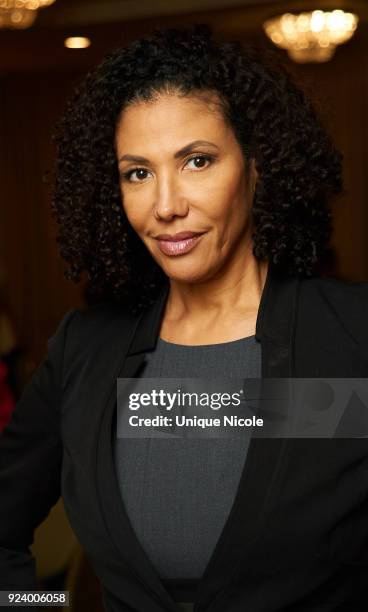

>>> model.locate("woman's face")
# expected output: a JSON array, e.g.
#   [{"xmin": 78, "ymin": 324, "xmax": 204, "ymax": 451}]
[{"xmin": 115, "ymin": 91, "xmax": 257, "ymax": 283}]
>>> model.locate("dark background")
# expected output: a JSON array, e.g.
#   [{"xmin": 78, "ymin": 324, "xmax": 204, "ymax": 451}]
[{"xmin": 1, "ymin": 0, "xmax": 367, "ymax": 370}]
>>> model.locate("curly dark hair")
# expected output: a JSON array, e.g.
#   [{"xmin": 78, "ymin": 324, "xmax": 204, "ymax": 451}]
[{"xmin": 52, "ymin": 23, "xmax": 343, "ymax": 313}]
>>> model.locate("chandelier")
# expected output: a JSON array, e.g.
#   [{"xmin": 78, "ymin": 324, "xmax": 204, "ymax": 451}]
[
  {"xmin": 0, "ymin": 0, "xmax": 56, "ymax": 29},
  {"xmin": 263, "ymin": 10, "xmax": 359, "ymax": 63}
]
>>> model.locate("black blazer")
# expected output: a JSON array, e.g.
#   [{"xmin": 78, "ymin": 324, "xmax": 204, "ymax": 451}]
[{"xmin": 1, "ymin": 264, "xmax": 368, "ymax": 612}]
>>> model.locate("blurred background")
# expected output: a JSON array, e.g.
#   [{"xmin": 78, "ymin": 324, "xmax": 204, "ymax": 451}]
[{"xmin": 0, "ymin": 0, "xmax": 367, "ymax": 609}]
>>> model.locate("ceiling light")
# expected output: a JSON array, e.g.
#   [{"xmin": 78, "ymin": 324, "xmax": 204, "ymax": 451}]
[
  {"xmin": 0, "ymin": 0, "xmax": 56, "ymax": 30},
  {"xmin": 263, "ymin": 10, "xmax": 359, "ymax": 63},
  {"xmin": 64, "ymin": 37, "xmax": 91, "ymax": 50}
]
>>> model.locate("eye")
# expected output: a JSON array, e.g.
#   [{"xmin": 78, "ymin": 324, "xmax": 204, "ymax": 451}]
[
  {"xmin": 121, "ymin": 168, "xmax": 152, "ymax": 183},
  {"xmin": 184, "ymin": 154, "xmax": 214, "ymax": 171},
  {"xmin": 120, "ymin": 154, "xmax": 214, "ymax": 182}
]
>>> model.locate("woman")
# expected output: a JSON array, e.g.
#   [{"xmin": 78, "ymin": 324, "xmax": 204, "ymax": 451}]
[{"xmin": 1, "ymin": 25, "xmax": 368, "ymax": 612}]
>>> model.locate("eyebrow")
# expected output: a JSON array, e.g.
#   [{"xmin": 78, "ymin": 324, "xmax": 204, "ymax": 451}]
[{"xmin": 118, "ymin": 140, "xmax": 219, "ymax": 165}]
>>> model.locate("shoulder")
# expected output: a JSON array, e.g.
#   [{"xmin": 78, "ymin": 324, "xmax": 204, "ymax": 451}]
[
  {"xmin": 298, "ymin": 275, "xmax": 368, "ymax": 317},
  {"xmin": 50, "ymin": 300, "xmax": 140, "ymax": 360},
  {"xmin": 68, "ymin": 300, "xmax": 137, "ymax": 335},
  {"xmin": 297, "ymin": 275, "xmax": 368, "ymax": 352},
  {"xmin": 299, "ymin": 274, "xmax": 368, "ymax": 300}
]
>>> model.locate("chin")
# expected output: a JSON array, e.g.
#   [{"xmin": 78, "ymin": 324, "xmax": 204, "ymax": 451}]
[{"xmin": 160, "ymin": 261, "xmax": 216, "ymax": 285}]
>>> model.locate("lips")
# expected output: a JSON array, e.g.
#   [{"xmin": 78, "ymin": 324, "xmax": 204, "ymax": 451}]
[
  {"xmin": 155, "ymin": 231, "xmax": 204, "ymax": 242},
  {"xmin": 155, "ymin": 232, "xmax": 206, "ymax": 256}
]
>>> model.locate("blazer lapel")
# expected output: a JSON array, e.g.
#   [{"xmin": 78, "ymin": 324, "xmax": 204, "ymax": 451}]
[
  {"xmin": 96, "ymin": 284, "xmax": 180, "ymax": 612},
  {"xmin": 96, "ymin": 266, "xmax": 300, "ymax": 612},
  {"xmin": 194, "ymin": 267, "xmax": 300, "ymax": 610}
]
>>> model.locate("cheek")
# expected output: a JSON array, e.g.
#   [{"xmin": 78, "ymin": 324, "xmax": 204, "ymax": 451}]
[
  {"xmin": 120, "ymin": 189, "xmax": 148, "ymax": 232},
  {"xmin": 205, "ymin": 175, "xmax": 247, "ymax": 223}
]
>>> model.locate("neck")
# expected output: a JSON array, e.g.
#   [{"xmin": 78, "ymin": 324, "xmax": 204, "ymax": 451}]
[{"xmin": 163, "ymin": 251, "xmax": 269, "ymax": 323}]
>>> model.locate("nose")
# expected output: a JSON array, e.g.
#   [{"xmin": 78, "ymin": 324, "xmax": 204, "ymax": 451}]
[{"xmin": 153, "ymin": 171, "xmax": 189, "ymax": 220}]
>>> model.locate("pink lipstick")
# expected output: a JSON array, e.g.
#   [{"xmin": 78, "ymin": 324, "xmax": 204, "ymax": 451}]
[{"xmin": 155, "ymin": 231, "xmax": 206, "ymax": 256}]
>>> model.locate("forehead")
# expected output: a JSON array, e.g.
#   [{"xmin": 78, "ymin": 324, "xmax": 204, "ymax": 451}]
[{"xmin": 115, "ymin": 91, "xmax": 230, "ymax": 153}]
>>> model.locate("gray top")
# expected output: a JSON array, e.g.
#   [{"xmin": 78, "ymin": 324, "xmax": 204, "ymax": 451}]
[{"xmin": 113, "ymin": 334, "xmax": 261, "ymax": 606}]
